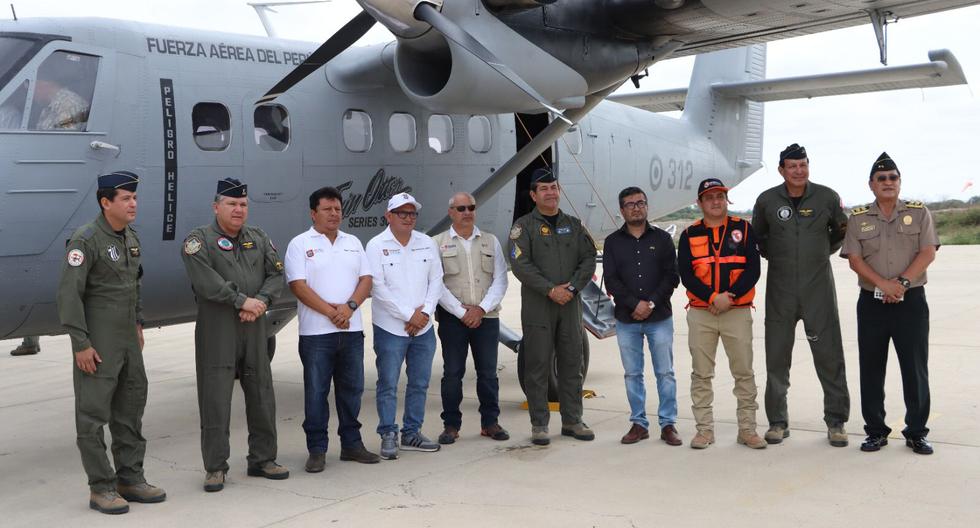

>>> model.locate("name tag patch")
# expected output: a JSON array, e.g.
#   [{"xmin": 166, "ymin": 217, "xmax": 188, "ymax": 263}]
[{"xmin": 557, "ymin": 226, "xmax": 571, "ymax": 235}]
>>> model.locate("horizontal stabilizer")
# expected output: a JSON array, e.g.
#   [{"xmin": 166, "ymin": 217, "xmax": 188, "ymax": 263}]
[{"xmin": 609, "ymin": 49, "xmax": 967, "ymax": 112}]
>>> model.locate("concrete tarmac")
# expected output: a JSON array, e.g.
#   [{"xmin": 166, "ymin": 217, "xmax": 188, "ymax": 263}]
[{"xmin": 2, "ymin": 246, "xmax": 979, "ymax": 527}]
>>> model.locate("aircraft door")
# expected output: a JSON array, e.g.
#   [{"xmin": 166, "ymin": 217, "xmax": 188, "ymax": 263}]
[
  {"xmin": 0, "ymin": 41, "xmax": 116, "ymax": 257},
  {"xmin": 243, "ymin": 96, "xmax": 302, "ymax": 208}
]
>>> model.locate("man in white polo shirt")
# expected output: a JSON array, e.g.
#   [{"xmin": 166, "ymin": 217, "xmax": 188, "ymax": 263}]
[
  {"xmin": 284, "ymin": 186, "xmax": 380, "ymax": 474},
  {"xmin": 366, "ymin": 192, "xmax": 443, "ymax": 460}
]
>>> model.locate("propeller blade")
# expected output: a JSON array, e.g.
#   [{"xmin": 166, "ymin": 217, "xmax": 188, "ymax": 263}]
[
  {"xmin": 257, "ymin": 10, "xmax": 377, "ymax": 105},
  {"xmin": 413, "ymin": 2, "xmax": 571, "ymax": 123}
]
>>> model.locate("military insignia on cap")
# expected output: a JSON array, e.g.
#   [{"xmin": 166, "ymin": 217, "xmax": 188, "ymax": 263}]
[
  {"xmin": 67, "ymin": 249, "xmax": 85, "ymax": 267},
  {"xmin": 107, "ymin": 245, "xmax": 120, "ymax": 262},
  {"xmin": 903, "ymin": 215, "xmax": 913, "ymax": 226},
  {"xmin": 306, "ymin": 249, "xmax": 315, "ymax": 258},
  {"xmin": 509, "ymin": 225, "xmax": 522, "ymax": 240},
  {"xmin": 777, "ymin": 206, "xmax": 794, "ymax": 221},
  {"xmin": 129, "ymin": 247, "xmax": 140, "ymax": 258},
  {"xmin": 217, "ymin": 237, "xmax": 234, "ymax": 251},
  {"xmin": 731, "ymin": 230, "xmax": 743, "ymax": 243},
  {"xmin": 540, "ymin": 225, "xmax": 552, "ymax": 236},
  {"xmin": 183, "ymin": 237, "xmax": 202, "ymax": 255}
]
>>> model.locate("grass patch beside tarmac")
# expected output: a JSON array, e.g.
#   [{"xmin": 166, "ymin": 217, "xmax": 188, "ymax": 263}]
[{"xmin": 934, "ymin": 206, "xmax": 980, "ymax": 245}]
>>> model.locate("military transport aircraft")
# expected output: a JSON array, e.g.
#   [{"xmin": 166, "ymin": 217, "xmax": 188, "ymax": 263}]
[{"xmin": 0, "ymin": 1, "xmax": 975, "ymax": 372}]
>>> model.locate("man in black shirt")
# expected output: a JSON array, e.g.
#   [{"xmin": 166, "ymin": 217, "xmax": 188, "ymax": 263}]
[{"xmin": 603, "ymin": 187, "xmax": 681, "ymax": 445}]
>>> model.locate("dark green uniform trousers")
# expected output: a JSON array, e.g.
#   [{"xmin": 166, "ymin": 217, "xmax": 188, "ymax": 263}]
[
  {"xmin": 195, "ymin": 304, "xmax": 278, "ymax": 473},
  {"xmin": 74, "ymin": 305, "xmax": 147, "ymax": 493},
  {"xmin": 522, "ymin": 294, "xmax": 585, "ymax": 427},
  {"xmin": 763, "ymin": 283, "xmax": 850, "ymax": 428}
]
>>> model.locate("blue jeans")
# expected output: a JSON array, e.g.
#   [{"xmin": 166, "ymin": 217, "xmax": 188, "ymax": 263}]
[
  {"xmin": 615, "ymin": 317, "xmax": 677, "ymax": 430},
  {"xmin": 437, "ymin": 307, "xmax": 501, "ymax": 429},
  {"xmin": 298, "ymin": 332, "xmax": 365, "ymax": 453},
  {"xmin": 374, "ymin": 325, "xmax": 436, "ymax": 436}
]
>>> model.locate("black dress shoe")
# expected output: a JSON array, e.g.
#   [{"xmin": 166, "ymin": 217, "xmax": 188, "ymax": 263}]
[
  {"xmin": 340, "ymin": 444, "xmax": 381, "ymax": 464},
  {"xmin": 906, "ymin": 437, "xmax": 934, "ymax": 455},
  {"xmin": 860, "ymin": 435, "xmax": 889, "ymax": 452}
]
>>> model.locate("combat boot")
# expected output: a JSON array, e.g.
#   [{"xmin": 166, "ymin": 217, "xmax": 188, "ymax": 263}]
[
  {"xmin": 827, "ymin": 424, "xmax": 848, "ymax": 447},
  {"xmin": 765, "ymin": 425, "xmax": 789, "ymax": 444},
  {"xmin": 531, "ymin": 426, "xmax": 550, "ymax": 446},
  {"xmin": 203, "ymin": 470, "xmax": 226, "ymax": 492},
  {"xmin": 561, "ymin": 422, "xmax": 595, "ymax": 441},
  {"xmin": 690, "ymin": 430, "xmax": 715, "ymax": 449},
  {"xmin": 89, "ymin": 490, "xmax": 129, "ymax": 514},
  {"xmin": 737, "ymin": 430, "xmax": 768, "ymax": 449},
  {"xmin": 117, "ymin": 482, "xmax": 167, "ymax": 503},
  {"xmin": 247, "ymin": 460, "xmax": 290, "ymax": 480}
]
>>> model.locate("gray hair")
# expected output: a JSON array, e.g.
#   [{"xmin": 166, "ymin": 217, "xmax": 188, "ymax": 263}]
[{"xmin": 448, "ymin": 192, "xmax": 476, "ymax": 207}]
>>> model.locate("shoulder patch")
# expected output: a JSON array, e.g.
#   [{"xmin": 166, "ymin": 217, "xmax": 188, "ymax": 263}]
[
  {"xmin": 67, "ymin": 248, "xmax": 85, "ymax": 267},
  {"xmin": 183, "ymin": 237, "xmax": 203, "ymax": 255},
  {"xmin": 905, "ymin": 200, "xmax": 924, "ymax": 209},
  {"xmin": 851, "ymin": 205, "xmax": 870, "ymax": 215},
  {"xmin": 509, "ymin": 225, "xmax": 522, "ymax": 240}
]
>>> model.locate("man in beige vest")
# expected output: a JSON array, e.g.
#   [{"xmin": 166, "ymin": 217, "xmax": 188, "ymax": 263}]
[{"xmin": 434, "ymin": 192, "xmax": 510, "ymax": 444}]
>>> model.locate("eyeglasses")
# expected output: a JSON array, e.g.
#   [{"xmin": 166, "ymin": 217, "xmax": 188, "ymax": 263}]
[
  {"xmin": 391, "ymin": 210, "xmax": 419, "ymax": 219},
  {"xmin": 622, "ymin": 200, "xmax": 648, "ymax": 210},
  {"xmin": 875, "ymin": 174, "xmax": 900, "ymax": 182},
  {"xmin": 452, "ymin": 205, "xmax": 476, "ymax": 212}
]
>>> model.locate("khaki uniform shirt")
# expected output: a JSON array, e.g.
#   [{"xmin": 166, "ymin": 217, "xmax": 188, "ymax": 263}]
[{"xmin": 841, "ymin": 200, "xmax": 940, "ymax": 291}]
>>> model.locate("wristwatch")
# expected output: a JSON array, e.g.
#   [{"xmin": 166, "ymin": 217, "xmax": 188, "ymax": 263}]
[
  {"xmin": 896, "ymin": 276, "xmax": 911, "ymax": 289},
  {"xmin": 346, "ymin": 300, "xmax": 358, "ymax": 310},
  {"xmin": 647, "ymin": 301, "xmax": 655, "ymax": 310},
  {"xmin": 566, "ymin": 285, "xmax": 577, "ymax": 295}
]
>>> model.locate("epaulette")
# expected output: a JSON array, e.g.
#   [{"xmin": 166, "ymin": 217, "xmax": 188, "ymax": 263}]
[
  {"xmin": 905, "ymin": 200, "xmax": 924, "ymax": 209},
  {"xmin": 850, "ymin": 204, "xmax": 870, "ymax": 215},
  {"xmin": 74, "ymin": 224, "xmax": 97, "ymax": 240}
]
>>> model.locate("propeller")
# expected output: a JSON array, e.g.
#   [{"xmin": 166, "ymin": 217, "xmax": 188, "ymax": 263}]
[{"xmin": 258, "ymin": 0, "xmax": 569, "ymax": 121}]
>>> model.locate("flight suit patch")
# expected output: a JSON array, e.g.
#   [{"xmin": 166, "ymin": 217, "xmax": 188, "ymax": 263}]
[
  {"xmin": 129, "ymin": 247, "xmax": 140, "ymax": 257},
  {"xmin": 557, "ymin": 226, "xmax": 571, "ymax": 235},
  {"xmin": 242, "ymin": 241, "xmax": 256, "ymax": 250},
  {"xmin": 799, "ymin": 209, "xmax": 813, "ymax": 217},
  {"xmin": 540, "ymin": 225, "xmax": 552, "ymax": 236},
  {"xmin": 777, "ymin": 206, "xmax": 794, "ymax": 221},
  {"xmin": 184, "ymin": 237, "xmax": 202, "ymax": 255},
  {"xmin": 67, "ymin": 249, "xmax": 85, "ymax": 267},
  {"xmin": 107, "ymin": 245, "xmax": 120, "ymax": 262},
  {"xmin": 217, "ymin": 237, "xmax": 234, "ymax": 251},
  {"xmin": 511, "ymin": 245, "xmax": 522, "ymax": 259},
  {"xmin": 275, "ymin": 261, "xmax": 284, "ymax": 271},
  {"xmin": 509, "ymin": 225, "xmax": 522, "ymax": 240}
]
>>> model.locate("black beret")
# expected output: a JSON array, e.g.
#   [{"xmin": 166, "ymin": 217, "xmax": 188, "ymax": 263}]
[
  {"xmin": 779, "ymin": 143, "xmax": 808, "ymax": 164},
  {"xmin": 97, "ymin": 170, "xmax": 139, "ymax": 192},
  {"xmin": 870, "ymin": 151, "xmax": 899, "ymax": 178},
  {"xmin": 217, "ymin": 178, "xmax": 248, "ymax": 198}
]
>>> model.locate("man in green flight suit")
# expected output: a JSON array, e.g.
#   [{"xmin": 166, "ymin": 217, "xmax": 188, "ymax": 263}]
[
  {"xmin": 508, "ymin": 168, "xmax": 597, "ymax": 446},
  {"xmin": 181, "ymin": 178, "xmax": 287, "ymax": 492},
  {"xmin": 57, "ymin": 171, "xmax": 166, "ymax": 515},
  {"xmin": 752, "ymin": 144, "xmax": 851, "ymax": 447}
]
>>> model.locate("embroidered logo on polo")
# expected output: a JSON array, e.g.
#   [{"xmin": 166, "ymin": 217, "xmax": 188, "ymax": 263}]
[
  {"xmin": 777, "ymin": 206, "xmax": 794, "ymax": 221},
  {"xmin": 306, "ymin": 249, "xmax": 315, "ymax": 258},
  {"xmin": 217, "ymin": 237, "xmax": 234, "ymax": 251},
  {"xmin": 107, "ymin": 245, "xmax": 120, "ymax": 262}
]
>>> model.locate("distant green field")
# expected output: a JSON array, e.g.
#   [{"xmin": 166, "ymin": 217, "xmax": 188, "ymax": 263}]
[{"xmin": 934, "ymin": 207, "xmax": 980, "ymax": 245}]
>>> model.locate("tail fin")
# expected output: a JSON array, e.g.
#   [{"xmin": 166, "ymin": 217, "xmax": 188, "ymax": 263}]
[{"xmin": 682, "ymin": 44, "xmax": 766, "ymax": 181}]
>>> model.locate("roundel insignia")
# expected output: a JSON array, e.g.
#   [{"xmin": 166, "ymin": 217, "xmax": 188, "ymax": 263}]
[
  {"xmin": 777, "ymin": 206, "xmax": 794, "ymax": 221},
  {"xmin": 67, "ymin": 249, "xmax": 85, "ymax": 267},
  {"xmin": 731, "ymin": 229, "xmax": 743, "ymax": 243},
  {"xmin": 903, "ymin": 215, "xmax": 913, "ymax": 226},
  {"xmin": 217, "ymin": 237, "xmax": 234, "ymax": 251},
  {"xmin": 107, "ymin": 245, "xmax": 120, "ymax": 262},
  {"xmin": 184, "ymin": 237, "xmax": 202, "ymax": 255},
  {"xmin": 509, "ymin": 225, "xmax": 522, "ymax": 240}
]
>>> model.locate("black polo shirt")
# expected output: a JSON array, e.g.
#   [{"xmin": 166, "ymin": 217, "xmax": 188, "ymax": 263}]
[{"xmin": 602, "ymin": 223, "xmax": 679, "ymax": 323}]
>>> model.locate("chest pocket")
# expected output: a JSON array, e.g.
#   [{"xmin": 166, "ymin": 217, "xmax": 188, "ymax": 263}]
[
  {"xmin": 381, "ymin": 253, "xmax": 402, "ymax": 280},
  {"xmin": 441, "ymin": 246, "xmax": 460, "ymax": 276},
  {"xmin": 479, "ymin": 243, "xmax": 495, "ymax": 274},
  {"xmin": 856, "ymin": 227, "xmax": 882, "ymax": 258},
  {"xmin": 898, "ymin": 220, "xmax": 921, "ymax": 251},
  {"xmin": 688, "ymin": 235, "xmax": 710, "ymax": 258}
]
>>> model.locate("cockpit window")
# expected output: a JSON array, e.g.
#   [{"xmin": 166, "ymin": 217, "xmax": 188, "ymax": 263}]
[
  {"xmin": 27, "ymin": 51, "xmax": 99, "ymax": 131},
  {"xmin": 0, "ymin": 80, "xmax": 28, "ymax": 130},
  {"xmin": 254, "ymin": 104, "xmax": 290, "ymax": 151},
  {"xmin": 0, "ymin": 36, "xmax": 37, "ymax": 89}
]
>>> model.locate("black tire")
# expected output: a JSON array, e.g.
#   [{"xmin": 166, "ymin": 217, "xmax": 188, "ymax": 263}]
[{"xmin": 516, "ymin": 333, "xmax": 590, "ymax": 402}]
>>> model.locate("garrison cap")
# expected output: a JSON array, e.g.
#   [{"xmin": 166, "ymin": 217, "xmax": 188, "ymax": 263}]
[
  {"xmin": 870, "ymin": 151, "xmax": 900, "ymax": 178},
  {"xmin": 530, "ymin": 167, "xmax": 557, "ymax": 187},
  {"xmin": 216, "ymin": 177, "xmax": 248, "ymax": 198},
  {"xmin": 779, "ymin": 143, "xmax": 808, "ymax": 164},
  {"xmin": 697, "ymin": 177, "xmax": 729, "ymax": 198},
  {"xmin": 387, "ymin": 192, "xmax": 422, "ymax": 212},
  {"xmin": 97, "ymin": 170, "xmax": 139, "ymax": 192}
]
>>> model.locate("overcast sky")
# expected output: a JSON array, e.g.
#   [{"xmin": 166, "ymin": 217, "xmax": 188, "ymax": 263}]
[{"xmin": 9, "ymin": 0, "xmax": 979, "ymax": 206}]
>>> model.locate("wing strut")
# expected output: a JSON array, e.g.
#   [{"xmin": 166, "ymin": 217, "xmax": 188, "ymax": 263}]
[{"xmin": 869, "ymin": 9, "xmax": 896, "ymax": 66}]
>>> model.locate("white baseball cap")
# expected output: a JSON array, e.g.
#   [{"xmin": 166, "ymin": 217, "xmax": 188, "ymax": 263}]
[{"xmin": 387, "ymin": 192, "xmax": 422, "ymax": 212}]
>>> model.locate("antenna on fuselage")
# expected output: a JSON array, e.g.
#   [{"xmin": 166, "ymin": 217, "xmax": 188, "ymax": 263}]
[
  {"xmin": 247, "ymin": 1, "xmax": 331, "ymax": 38},
  {"xmin": 10, "ymin": 3, "xmax": 17, "ymax": 21}
]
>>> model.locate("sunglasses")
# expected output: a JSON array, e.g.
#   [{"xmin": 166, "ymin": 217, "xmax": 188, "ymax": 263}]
[
  {"xmin": 453, "ymin": 205, "xmax": 476, "ymax": 212},
  {"xmin": 875, "ymin": 174, "xmax": 900, "ymax": 182},
  {"xmin": 391, "ymin": 210, "xmax": 419, "ymax": 219}
]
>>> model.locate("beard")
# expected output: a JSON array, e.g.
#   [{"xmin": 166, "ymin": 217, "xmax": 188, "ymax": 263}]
[{"xmin": 626, "ymin": 217, "xmax": 647, "ymax": 227}]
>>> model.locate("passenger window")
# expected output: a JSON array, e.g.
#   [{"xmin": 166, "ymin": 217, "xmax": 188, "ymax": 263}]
[
  {"xmin": 467, "ymin": 115, "xmax": 492, "ymax": 153},
  {"xmin": 0, "ymin": 80, "xmax": 28, "ymax": 130},
  {"xmin": 28, "ymin": 51, "xmax": 99, "ymax": 131},
  {"xmin": 343, "ymin": 109, "xmax": 372, "ymax": 152},
  {"xmin": 427, "ymin": 114, "xmax": 453, "ymax": 154},
  {"xmin": 193, "ymin": 102, "xmax": 232, "ymax": 151},
  {"xmin": 563, "ymin": 125, "xmax": 583, "ymax": 155},
  {"xmin": 254, "ymin": 104, "xmax": 290, "ymax": 151},
  {"xmin": 388, "ymin": 113, "xmax": 417, "ymax": 153}
]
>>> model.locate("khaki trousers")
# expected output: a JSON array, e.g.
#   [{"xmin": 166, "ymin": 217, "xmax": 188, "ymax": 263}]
[{"xmin": 687, "ymin": 307, "xmax": 759, "ymax": 433}]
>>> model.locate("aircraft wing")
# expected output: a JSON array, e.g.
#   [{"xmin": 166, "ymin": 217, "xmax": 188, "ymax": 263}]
[{"xmin": 609, "ymin": 49, "xmax": 967, "ymax": 112}]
